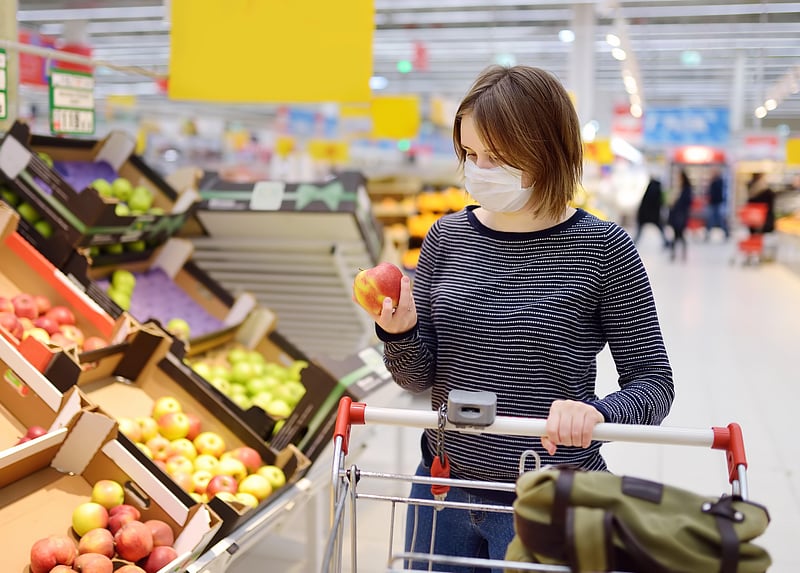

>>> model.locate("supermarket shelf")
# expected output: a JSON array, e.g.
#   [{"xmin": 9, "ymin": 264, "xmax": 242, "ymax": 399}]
[{"xmin": 190, "ymin": 235, "xmax": 376, "ymax": 360}]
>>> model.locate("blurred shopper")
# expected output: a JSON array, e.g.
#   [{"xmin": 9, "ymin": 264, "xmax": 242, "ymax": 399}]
[
  {"xmin": 354, "ymin": 65, "xmax": 674, "ymax": 572},
  {"xmin": 705, "ymin": 167, "xmax": 729, "ymax": 240},
  {"xmin": 633, "ymin": 174, "xmax": 669, "ymax": 246},
  {"xmin": 747, "ymin": 173, "xmax": 776, "ymax": 234},
  {"xmin": 667, "ymin": 170, "xmax": 693, "ymax": 261}
]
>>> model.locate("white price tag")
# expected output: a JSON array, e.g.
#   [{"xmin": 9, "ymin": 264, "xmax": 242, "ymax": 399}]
[
  {"xmin": 51, "ymin": 108, "xmax": 94, "ymax": 134},
  {"xmin": 0, "ymin": 92, "xmax": 5, "ymax": 120}
]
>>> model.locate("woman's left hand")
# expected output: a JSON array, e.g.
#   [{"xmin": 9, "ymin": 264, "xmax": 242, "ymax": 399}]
[{"xmin": 541, "ymin": 400, "xmax": 604, "ymax": 456}]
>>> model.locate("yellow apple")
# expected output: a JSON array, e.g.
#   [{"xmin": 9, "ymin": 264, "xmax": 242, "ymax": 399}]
[
  {"xmin": 257, "ymin": 465, "xmax": 287, "ymax": 490},
  {"xmin": 237, "ymin": 474, "xmax": 272, "ymax": 501},
  {"xmin": 193, "ymin": 431, "xmax": 226, "ymax": 458},
  {"xmin": 151, "ymin": 396, "xmax": 182, "ymax": 421},
  {"xmin": 193, "ymin": 454, "xmax": 220, "ymax": 473},
  {"xmin": 215, "ymin": 457, "xmax": 247, "ymax": 482}
]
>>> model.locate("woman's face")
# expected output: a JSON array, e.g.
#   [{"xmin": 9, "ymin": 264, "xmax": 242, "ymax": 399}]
[{"xmin": 459, "ymin": 114, "xmax": 533, "ymax": 188}]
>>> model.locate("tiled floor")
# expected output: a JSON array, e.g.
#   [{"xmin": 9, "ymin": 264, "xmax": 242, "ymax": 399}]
[{"xmin": 226, "ymin": 226, "xmax": 799, "ymax": 573}]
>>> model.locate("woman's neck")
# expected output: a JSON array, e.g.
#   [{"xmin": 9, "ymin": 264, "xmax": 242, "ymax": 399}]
[{"xmin": 474, "ymin": 206, "xmax": 576, "ymax": 232}]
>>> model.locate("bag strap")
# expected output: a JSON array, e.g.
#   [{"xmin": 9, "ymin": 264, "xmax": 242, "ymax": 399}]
[
  {"xmin": 566, "ymin": 506, "xmax": 614, "ymax": 572},
  {"xmin": 703, "ymin": 496, "xmax": 742, "ymax": 573},
  {"xmin": 551, "ymin": 468, "xmax": 576, "ymax": 528}
]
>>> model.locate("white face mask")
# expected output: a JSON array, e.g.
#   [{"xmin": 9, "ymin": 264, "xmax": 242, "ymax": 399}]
[{"xmin": 463, "ymin": 159, "xmax": 533, "ymax": 213}]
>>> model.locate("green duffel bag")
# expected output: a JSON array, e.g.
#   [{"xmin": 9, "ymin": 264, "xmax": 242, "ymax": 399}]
[{"xmin": 505, "ymin": 468, "xmax": 771, "ymax": 573}]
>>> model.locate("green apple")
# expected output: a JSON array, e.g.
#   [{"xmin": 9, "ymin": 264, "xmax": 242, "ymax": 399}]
[
  {"xmin": 250, "ymin": 391, "xmax": 274, "ymax": 412},
  {"xmin": 226, "ymin": 347, "xmax": 249, "ymax": 365},
  {"xmin": 128, "ymin": 186, "xmax": 154, "ymax": 212},
  {"xmin": 92, "ymin": 178, "xmax": 114, "ymax": 198},
  {"xmin": 166, "ymin": 318, "xmax": 191, "ymax": 341},
  {"xmin": 34, "ymin": 219, "xmax": 54, "ymax": 238},
  {"xmin": 256, "ymin": 464, "xmax": 287, "ymax": 490},
  {"xmin": 276, "ymin": 380, "xmax": 306, "ymax": 406},
  {"xmin": 192, "ymin": 362, "xmax": 212, "ymax": 379},
  {"xmin": 148, "ymin": 206, "xmax": 165, "ymax": 215},
  {"xmin": 229, "ymin": 361, "xmax": 256, "ymax": 385},
  {"xmin": 126, "ymin": 240, "xmax": 147, "ymax": 252},
  {"xmin": 104, "ymin": 243, "xmax": 125, "ymax": 255},
  {"xmin": 114, "ymin": 203, "xmax": 131, "ymax": 216},
  {"xmin": 111, "ymin": 269, "xmax": 136, "ymax": 293},
  {"xmin": 210, "ymin": 365, "xmax": 230, "ymax": 381},
  {"xmin": 265, "ymin": 399, "xmax": 292, "ymax": 419},
  {"xmin": 209, "ymin": 377, "xmax": 231, "ymax": 394},
  {"xmin": 287, "ymin": 360, "xmax": 309, "ymax": 380},
  {"xmin": 245, "ymin": 376, "xmax": 277, "ymax": 397},
  {"xmin": 230, "ymin": 393, "xmax": 252, "ymax": 410},
  {"xmin": 17, "ymin": 202, "xmax": 41, "ymax": 223},
  {"xmin": 37, "ymin": 151, "xmax": 54, "ymax": 168},
  {"xmin": 112, "ymin": 177, "xmax": 133, "ymax": 201},
  {"xmin": 0, "ymin": 189, "xmax": 19, "ymax": 206},
  {"xmin": 106, "ymin": 286, "xmax": 131, "ymax": 310}
]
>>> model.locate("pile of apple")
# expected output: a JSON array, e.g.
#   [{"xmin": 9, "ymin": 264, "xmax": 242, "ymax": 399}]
[
  {"xmin": 91, "ymin": 177, "xmax": 163, "ymax": 219},
  {"xmin": 29, "ymin": 479, "xmax": 178, "ymax": 573},
  {"xmin": 118, "ymin": 396, "xmax": 286, "ymax": 511},
  {"xmin": 0, "ymin": 186, "xmax": 55, "ymax": 239},
  {"xmin": 0, "ymin": 291, "xmax": 109, "ymax": 354},
  {"xmin": 187, "ymin": 345, "xmax": 307, "ymax": 420}
]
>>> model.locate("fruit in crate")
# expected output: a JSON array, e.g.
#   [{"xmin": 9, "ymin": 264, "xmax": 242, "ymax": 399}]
[
  {"xmin": 112, "ymin": 177, "xmax": 134, "ymax": 201},
  {"xmin": 165, "ymin": 317, "xmax": 191, "ymax": 341},
  {"xmin": 74, "ymin": 552, "xmax": 113, "ymax": 573},
  {"xmin": 91, "ymin": 479, "xmax": 125, "ymax": 509},
  {"xmin": 78, "ymin": 527, "xmax": 115, "ymax": 558},
  {"xmin": 353, "ymin": 262, "xmax": 404, "ymax": 315},
  {"xmin": 189, "ymin": 348, "xmax": 309, "ymax": 419},
  {"xmin": 16, "ymin": 424, "xmax": 48, "ymax": 445},
  {"xmin": 115, "ymin": 520, "xmax": 154, "ymax": 562},
  {"xmin": 29, "ymin": 535, "xmax": 78, "ymax": 573},
  {"xmin": 72, "ymin": 502, "xmax": 109, "ymax": 536}
]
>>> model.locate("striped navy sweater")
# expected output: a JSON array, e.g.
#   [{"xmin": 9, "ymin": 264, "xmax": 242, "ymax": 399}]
[{"xmin": 378, "ymin": 206, "xmax": 674, "ymax": 484}]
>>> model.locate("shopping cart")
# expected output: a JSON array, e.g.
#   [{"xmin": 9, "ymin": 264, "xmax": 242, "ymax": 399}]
[
  {"xmin": 322, "ymin": 392, "xmax": 752, "ymax": 573},
  {"xmin": 731, "ymin": 203, "xmax": 769, "ymax": 265}
]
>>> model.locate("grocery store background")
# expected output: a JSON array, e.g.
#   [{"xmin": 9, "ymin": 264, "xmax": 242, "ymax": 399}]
[{"xmin": 1, "ymin": 1, "xmax": 799, "ymax": 572}]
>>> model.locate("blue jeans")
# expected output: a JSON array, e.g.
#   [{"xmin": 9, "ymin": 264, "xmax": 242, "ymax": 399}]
[{"xmin": 404, "ymin": 460, "xmax": 516, "ymax": 573}]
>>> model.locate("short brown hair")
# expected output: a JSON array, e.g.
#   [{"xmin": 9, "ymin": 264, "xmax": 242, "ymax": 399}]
[{"xmin": 453, "ymin": 65, "xmax": 583, "ymax": 219}]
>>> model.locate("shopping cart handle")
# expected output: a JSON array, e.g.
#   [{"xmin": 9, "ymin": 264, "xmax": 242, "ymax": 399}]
[{"xmin": 332, "ymin": 398, "xmax": 749, "ymax": 485}]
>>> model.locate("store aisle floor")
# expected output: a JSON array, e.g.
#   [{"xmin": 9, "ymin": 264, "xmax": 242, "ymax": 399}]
[{"xmin": 229, "ymin": 228, "xmax": 799, "ymax": 573}]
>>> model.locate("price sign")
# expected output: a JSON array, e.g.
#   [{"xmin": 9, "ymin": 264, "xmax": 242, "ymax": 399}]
[
  {"xmin": 49, "ymin": 68, "xmax": 95, "ymax": 135},
  {"xmin": 0, "ymin": 49, "xmax": 7, "ymax": 120}
]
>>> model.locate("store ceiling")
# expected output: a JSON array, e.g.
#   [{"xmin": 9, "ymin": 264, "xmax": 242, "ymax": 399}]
[{"xmin": 14, "ymin": 0, "xmax": 800, "ymax": 133}]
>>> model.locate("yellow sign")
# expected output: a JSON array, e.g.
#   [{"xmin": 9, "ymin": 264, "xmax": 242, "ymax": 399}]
[
  {"xmin": 169, "ymin": 0, "xmax": 374, "ymax": 103},
  {"xmin": 371, "ymin": 95, "xmax": 420, "ymax": 139},
  {"xmin": 787, "ymin": 138, "xmax": 800, "ymax": 166},
  {"xmin": 275, "ymin": 135, "xmax": 296, "ymax": 157},
  {"xmin": 308, "ymin": 139, "xmax": 349, "ymax": 163},
  {"xmin": 584, "ymin": 139, "xmax": 613, "ymax": 165}
]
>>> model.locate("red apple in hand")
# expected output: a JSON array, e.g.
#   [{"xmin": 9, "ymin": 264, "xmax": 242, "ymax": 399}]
[
  {"xmin": 352, "ymin": 262, "xmax": 403, "ymax": 315},
  {"xmin": 29, "ymin": 535, "xmax": 78, "ymax": 573}
]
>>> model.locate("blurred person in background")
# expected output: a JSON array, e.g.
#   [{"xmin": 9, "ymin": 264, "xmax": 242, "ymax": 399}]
[
  {"xmin": 705, "ymin": 167, "xmax": 729, "ymax": 240},
  {"xmin": 633, "ymin": 174, "xmax": 669, "ymax": 247},
  {"xmin": 667, "ymin": 169, "xmax": 693, "ymax": 261}
]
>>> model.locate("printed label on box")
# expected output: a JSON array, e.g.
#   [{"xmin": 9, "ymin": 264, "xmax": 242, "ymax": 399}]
[{"xmin": 250, "ymin": 181, "xmax": 286, "ymax": 211}]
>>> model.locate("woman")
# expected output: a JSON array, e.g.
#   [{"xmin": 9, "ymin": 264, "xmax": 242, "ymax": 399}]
[{"xmin": 354, "ymin": 65, "xmax": 674, "ymax": 572}]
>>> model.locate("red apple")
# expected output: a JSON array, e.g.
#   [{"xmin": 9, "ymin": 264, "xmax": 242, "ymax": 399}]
[
  {"xmin": 0, "ymin": 296, "xmax": 14, "ymax": 313},
  {"xmin": 49, "ymin": 566, "xmax": 78, "ymax": 573},
  {"xmin": 170, "ymin": 470, "xmax": 194, "ymax": 492},
  {"xmin": 26, "ymin": 425, "xmax": 48, "ymax": 439},
  {"xmin": 29, "ymin": 535, "xmax": 78, "ymax": 573},
  {"xmin": 226, "ymin": 446, "xmax": 264, "ymax": 473},
  {"xmin": 143, "ymin": 519, "xmax": 175, "ymax": 547},
  {"xmin": 192, "ymin": 431, "xmax": 226, "ymax": 458},
  {"xmin": 72, "ymin": 502, "xmax": 108, "ymax": 536},
  {"xmin": 91, "ymin": 479, "xmax": 125, "ymax": 509},
  {"xmin": 108, "ymin": 505, "xmax": 140, "ymax": 535},
  {"xmin": 74, "ymin": 552, "xmax": 113, "ymax": 573},
  {"xmin": 46, "ymin": 305, "xmax": 76, "ymax": 326},
  {"xmin": 116, "ymin": 565, "xmax": 146, "ymax": 573},
  {"xmin": 109, "ymin": 503, "xmax": 141, "ymax": 519},
  {"xmin": 33, "ymin": 315, "xmax": 60, "ymax": 335},
  {"xmin": 114, "ymin": 520, "xmax": 154, "ymax": 562},
  {"xmin": 33, "ymin": 294, "xmax": 52, "ymax": 315},
  {"xmin": 185, "ymin": 412, "xmax": 202, "ymax": 441},
  {"xmin": 0, "ymin": 311, "xmax": 24, "ymax": 338},
  {"xmin": 49, "ymin": 332, "xmax": 75, "ymax": 348},
  {"xmin": 58, "ymin": 324, "xmax": 85, "ymax": 347},
  {"xmin": 77, "ymin": 527, "xmax": 115, "ymax": 558},
  {"xmin": 12, "ymin": 293, "xmax": 39, "ymax": 319},
  {"xmin": 146, "ymin": 435, "xmax": 171, "ymax": 461},
  {"xmin": 206, "ymin": 474, "xmax": 239, "ymax": 499},
  {"xmin": 138, "ymin": 544, "xmax": 178, "ymax": 573},
  {"xmin": 82, "ymin": 336, "xmax": 109, "ymax": 351},
  {"xmin": 352, "ymin": 262, "xmax": 403, "ymax": 315}
]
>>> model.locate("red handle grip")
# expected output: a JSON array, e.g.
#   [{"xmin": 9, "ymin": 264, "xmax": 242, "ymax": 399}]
[
  {"xmin": 333, "ymin": 397, "xmax": 366, "ymax": 455},
  {"xmin": 711, "ymin": 423, "xmax": 748, "ymax": 485}
]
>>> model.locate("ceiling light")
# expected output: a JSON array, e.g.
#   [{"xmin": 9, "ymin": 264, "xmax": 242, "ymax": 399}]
[
  {"xmin": 754, "ymin": 106, "xmax": 767, "ymax": 119},
  {"xmin": 764, "ymin": 98, "xmax": 777, "ymax": 111},
  {"xmin": 369, "ymin": 76, "xmax": 388, "ymax": 90},
  {"xmin": 611, "ymin": 48, "xmax": 627, "ymax": 61},
  {"xmin": 680, "ymin": 51, "xmax": 702, "ymax": 67},
  {"xmin": 558, "ymin": 30, "xmax": 575, "ymax": 43},
  {"xmin": 630, "ymin": 103, "xmax": 642, "ymax": 118},
  {"xmin": 582, "ymin": 120, "xmax": 598, "ymax": 142},
  {"xmin": 495, "ymin": 53, "xmax": 517, "ymax": 67},
  {"xmin": 606, "ymin": 34, "xmax": 620, "ymax": 47}
]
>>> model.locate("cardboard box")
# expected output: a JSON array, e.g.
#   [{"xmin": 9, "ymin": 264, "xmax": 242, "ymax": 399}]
[
  {"xmin": 0, "ymin": 121, "xmax": 199, "ymax": 259},
  {"xmin": 189, "ymin": 170, "xmax": 383, "ymax": 263},
  {"xmin": 61, "ymin": 237, "xmax": 256, "ymax": 344},
  {"xmin": 59, "ymin": 324, "xmax": 311, "ymax": 544},
  {"xmin": 271, "ymin": 343, "xmax": 394, "ymax": 462},
  {"xmin": 0, "ymin": 203, "xmax": 129, "ymax": 376},
  {"xmin": 0, "ymin": 408, "xmax": 221, "ymax": 573},
  {"xmin": 179, "ymin": 308, "xmax": 341, "ymax": 445}
]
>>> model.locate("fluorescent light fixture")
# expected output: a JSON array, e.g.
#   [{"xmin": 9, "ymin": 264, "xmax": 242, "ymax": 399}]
[
  {"xmin": 369, "ymin": 76, "xmax": 389, "ymax": 90},
  {"xmin": 754, "ymin": 106, "xmax": 767, "ymax": 119},
  {"xmin": 582, "ymin": 120, "xmax": 598, "ymax": 142},
  {"xmin": 558, "ymin": 29, "xmax": 575, "ymax": 43},
  {"xmin": 764, "ymin": 98, "xmax": 777, "ymax": 111},
  {"xmin": 612, "ymin": 48, "xmax": 627, "ymax": 61},
  {"xmin": 630, "ymin": 103, "xmax": 642, "ymax": 118},
  {"xmin": 606, "ymin": 34, "xmax": 621, "ymax": 47},
  {"xmin": 611, "ymin": 136, "xmax": 643, "ymax": 164}
]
